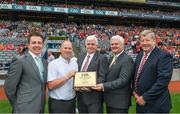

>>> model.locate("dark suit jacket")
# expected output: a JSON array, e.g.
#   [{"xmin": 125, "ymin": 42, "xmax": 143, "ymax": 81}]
[
  {"xmin": 4, "ymin": 53, "xmax": 48, "ymax": 113},
  {"xmin": 77, "ymin": 51, "xmax": 108, "ymax": 105},
  {"xmin": 103, "ymin": 51, "xmax": 135, "ymax": 109},
  {"xmin": 134, "ymin": 47, "xmax": 173, "ymax": 112}
]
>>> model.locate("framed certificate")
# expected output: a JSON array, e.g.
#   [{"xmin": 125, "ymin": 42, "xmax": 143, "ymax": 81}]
[{"xmin": 74, "ymin": 72, "xmax": 97, "ymax": 88}]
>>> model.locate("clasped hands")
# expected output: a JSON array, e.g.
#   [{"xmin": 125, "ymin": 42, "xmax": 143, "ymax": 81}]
[
  {"xmin": 133, "ymin": 91, "xmax": 146, "ymax": 106},
  {"xmin": 91, "ymin": 83, "xmax": 103, "ymax": 91}
]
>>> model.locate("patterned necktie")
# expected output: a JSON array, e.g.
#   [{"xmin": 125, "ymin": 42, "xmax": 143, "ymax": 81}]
[
  {"xmin": 109, "ymin": 55, "xmax": 117, "ymax": 68},
  {"xmin": 82, "ymin": 55, "xmax": 90, "ymax": 71},
  {"xmin": 35, "ymin": 56, "xmax": 44, "ymax": 81},
  {"xmin": 134, "ymin": 54, "xmax": 148, "ymax": 90}
]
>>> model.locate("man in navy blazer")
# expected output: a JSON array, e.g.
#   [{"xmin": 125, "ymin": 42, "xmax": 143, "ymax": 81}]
[{"xmin": 133, "ymin": 30, "xmax": 173, "ymax": 113}]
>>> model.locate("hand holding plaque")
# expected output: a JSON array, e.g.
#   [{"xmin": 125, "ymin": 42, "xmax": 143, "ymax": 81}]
[{"xmin": 74, "ymin": 72, "xmax": 96, "ymax": 91}]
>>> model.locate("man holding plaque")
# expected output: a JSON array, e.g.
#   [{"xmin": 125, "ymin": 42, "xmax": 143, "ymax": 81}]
[
  {"xmin": 47, "ymin": 40, "xmax": 78, "ymax": 113},
  {"xmin": 76, "ymin": 35, "xmax": 108, "ymax": 113},
  {"xmin": 93, "ymin": 35, "xmax": 135, "ymax": 113}
]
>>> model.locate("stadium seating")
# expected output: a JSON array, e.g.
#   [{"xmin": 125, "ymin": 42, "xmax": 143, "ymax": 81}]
[{"xmin": 0, "ymin": 0, "xmax": 179, "ymax": 71}]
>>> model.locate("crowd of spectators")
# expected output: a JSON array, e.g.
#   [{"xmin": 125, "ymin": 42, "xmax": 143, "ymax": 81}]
[
  {"xmin": 0, "ymin": 0, "xmax": 179, "ymax": 71},
  {"xmin": 0, "ymin": 20, "xmax": 179, "ymax": 52},
  {"xmin": 0, "ymin": 0, "xmax": 179, "ymax": 16},
  {"xmin": 0, "ymin": 20, "xmax": 179, "ymax": 68}
]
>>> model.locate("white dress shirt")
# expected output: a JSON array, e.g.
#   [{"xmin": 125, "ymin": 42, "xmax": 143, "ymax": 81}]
[{"xmin": 48, "ymin": 56, "xmax": 78, "ymax": 100}]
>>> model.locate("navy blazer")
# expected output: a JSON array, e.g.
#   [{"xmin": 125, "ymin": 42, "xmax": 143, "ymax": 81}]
[{"xmin": 134, "ymin": 46, "xmax": 173, "ymax": 112}]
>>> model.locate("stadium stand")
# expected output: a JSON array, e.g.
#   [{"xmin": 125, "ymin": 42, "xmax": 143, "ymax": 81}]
[{"xmin": 0, "ymin": 0, "xmax": 179, "ymax": 77}]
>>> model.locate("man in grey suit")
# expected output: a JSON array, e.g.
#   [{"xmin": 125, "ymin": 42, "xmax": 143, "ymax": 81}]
[
  {"xmin": 93, "ymin": 35, "xmax": 135, "ymax": 113},
  {"xmin": 76, "ymin": 35, "xmax": 108, "ymax": 113},
  {"xmin": 4, "ymin": 31, "xmax": 47, "ymax": 113}
]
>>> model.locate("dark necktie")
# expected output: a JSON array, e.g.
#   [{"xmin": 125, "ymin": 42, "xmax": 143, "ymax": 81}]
[
  {"xmin": 82, "ymin": 55, "xmax": 90, "ymax": 71},
  {"xmin": 134, "ymin": 54, "xmax": 148, "ymax": 90}
]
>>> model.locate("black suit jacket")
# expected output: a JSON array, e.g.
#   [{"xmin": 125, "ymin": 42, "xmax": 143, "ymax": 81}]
[
  {"xmin": 77, "ymin": 51, "xmax": 108, "ymax": 105},
  {"xmin": 133, "ymin": 47, "xmax": 173, "ymax": 112},
  {"xmin": 103, "ymin": 51, "xmax": 135, "ymax": 109}
]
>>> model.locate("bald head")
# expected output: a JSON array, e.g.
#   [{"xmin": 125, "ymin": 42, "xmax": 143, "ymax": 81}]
[
  {"xmin": 60, "ymin": 40, "xmax": 73, "ymax": 60},
  {"xmin": 61, "ymin": 40, "xmax": 72, "ymax": 48}
]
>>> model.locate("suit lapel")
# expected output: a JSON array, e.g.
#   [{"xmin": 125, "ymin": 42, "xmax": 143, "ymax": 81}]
[
  {"xmin": 136, "ymin": 52, "xmax": 143, "ymax": 73},
  {"xmin": 108, "ymin": 52, "xmax": 125, "ymax": 72},
  {"xmin": 25, "ymin": 53, "xmax": 42, "ymax": 82},
  {"xmin": 79, "ymin": 54, "xmax": 86, "ymax": 71},
  {"xmin": 107, "ymin": 56, "xmax": 113, "ymax": 73},
  {"xmin": 42, "ymin": 59, "xmax": 47, "ymax": 83},
  {"xmin": 109, "ymin": 56, "xmax": 113, "ymax": 65},
  {"xmin": 140, "ymin": 47, "xmax": 159, "ymax": 75}
]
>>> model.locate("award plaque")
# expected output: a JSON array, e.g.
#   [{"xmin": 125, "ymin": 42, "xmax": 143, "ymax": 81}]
[{"xmin": 74, "ymin": 72, "xmax": 97, "ymax": 89}]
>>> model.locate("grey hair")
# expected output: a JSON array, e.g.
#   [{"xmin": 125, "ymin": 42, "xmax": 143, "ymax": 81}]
[
  {"xmin": 140, "ymin": 30, "xmax": 155, "ymax": 40},
  {"xmin": 85, "ymin": 35, "xmax": 98, "ymax": 45},
  {"xmin": 111, "ymin": 35, "xmax": 124, "ymax": 45}
]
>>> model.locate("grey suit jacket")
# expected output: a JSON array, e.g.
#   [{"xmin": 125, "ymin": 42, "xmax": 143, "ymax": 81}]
[
  {"xmin": 104, "ymin": 51, "xmax": 135, "ymax": 109},
  {"xmin": 4, "ymin": 53, "xmax": 47, "ymax": 113},
  {"xmin": 77, "ymin": 51, "xmax": 108, "ymax": 105}
]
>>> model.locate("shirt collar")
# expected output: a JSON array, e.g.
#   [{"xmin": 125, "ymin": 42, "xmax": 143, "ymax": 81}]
[
  {"xmin": 29, "ymin": 51, "xmax": 41, "ymax": 59},
  {"xmin": 86, "ymin": 52, "xmax": 95, "ymax": 58},
  {"xmin": 143, "ymin": 46, "xmax": 155, "ymax": 56},
  {"xmin": 114, "ymin": 50, "xmax": 124, "ymax": 58},
  {"xmin": 59, "ymin": 55, "xmax": 71, "ymax": 64}
]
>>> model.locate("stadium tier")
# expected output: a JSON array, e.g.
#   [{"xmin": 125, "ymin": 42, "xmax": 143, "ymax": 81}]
[{"xmin": 0, "ymin": 0, "xmax": 179, "ymax": 74}]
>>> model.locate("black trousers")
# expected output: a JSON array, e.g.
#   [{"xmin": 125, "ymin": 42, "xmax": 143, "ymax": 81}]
[
  {"xmin": 78, "ymin": 102, "xmax": 103, "ymax": 113},
  {"xmin": 77, "ymin": 98, "xmax": 103, "ymax": 113},
  {"xmin": 48, "ymin": 97, "xmax": 76, "ymax": 113},
  {"xmin": 107, "ymin": 106, "xmax": 128, "ymax": 114}
]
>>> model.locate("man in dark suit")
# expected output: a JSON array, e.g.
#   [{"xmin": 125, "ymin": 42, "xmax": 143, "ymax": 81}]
[
  {"xmin": 4, "ymin": 31, "xmax": 47, "ymax": 113},
  {"xmin": 133, "ymin": 30, "xmax": 173, "ymax": 113},
  {"xmin": 93, "ymin": 35, "xmax": 135, "ymax": 113},
  {"xmin": 76, "ymin": 35, "xmax": 108, "ymax": 113}
]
